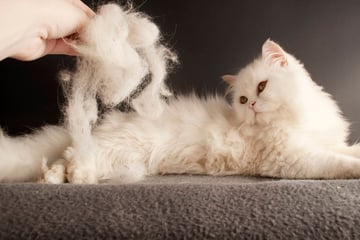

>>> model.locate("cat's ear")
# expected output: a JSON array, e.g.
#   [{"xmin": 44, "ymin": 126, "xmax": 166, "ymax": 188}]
[
  {"xmin": 262, "ymin": 39, "xmax": 288, "ymax": 67},
  {"xmin": 222, "ymin": 75, "xmax": 236, "ymax": 86}
]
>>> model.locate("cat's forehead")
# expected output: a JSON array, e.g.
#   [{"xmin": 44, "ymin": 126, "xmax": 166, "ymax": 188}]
[{"xmin": 237, "ymin": 59, "xmax": 270, "ymax": 87}]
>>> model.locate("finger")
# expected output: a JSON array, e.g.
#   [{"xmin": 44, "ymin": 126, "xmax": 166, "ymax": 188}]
[
  {"xmin": 69, "ymin": 0, "xmax": 96, "ymax": 18},
  {"xmin": 46, "ymin": 1, "xmax": 94, "ymax": 40}
]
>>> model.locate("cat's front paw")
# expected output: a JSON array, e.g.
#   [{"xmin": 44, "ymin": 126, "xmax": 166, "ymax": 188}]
[
  {"xmin": 39, "ymin": 158, "xmax": 66, "ymax": 184},
  {"xmin": 64, "ymin": 147, "xmax": 99, "ymax": 184},
  {"xmin": 66, "ymin": 165, "xmax": 98, "ymax": 184},
  {"xmin": 339, "ymin": 144, "xmax": 360, "ymax": 159}
]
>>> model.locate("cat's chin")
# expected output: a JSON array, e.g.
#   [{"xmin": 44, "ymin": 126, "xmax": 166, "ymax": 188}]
[{"xmin": 253, "ymin": 112, "xmax": 274, "ymax": 126}]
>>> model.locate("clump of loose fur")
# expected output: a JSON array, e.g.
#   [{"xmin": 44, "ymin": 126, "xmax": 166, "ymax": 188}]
[{"xmin": 58, "ymin": 3, "xmax": 177, "ymax": 182}]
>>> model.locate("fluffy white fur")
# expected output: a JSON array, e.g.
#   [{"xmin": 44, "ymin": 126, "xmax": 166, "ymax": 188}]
[
  {"xmin": 2, "ymin": 36, "xmax": 360, "ymax": 182},
  {"xmin": 0, "ymin": 126, "xmax": 69, "ymax": 182},
  {"xmin": 59, "ymin": 3, "xmax": 176, "ymax": 183}
]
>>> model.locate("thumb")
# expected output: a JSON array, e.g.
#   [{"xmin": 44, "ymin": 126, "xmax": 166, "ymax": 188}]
[{"xmin": 45, "ymin": 38, "xmax": 78, "ymax": 56}]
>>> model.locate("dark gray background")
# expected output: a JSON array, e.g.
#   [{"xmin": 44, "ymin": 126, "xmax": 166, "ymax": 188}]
[{"xmin": 1, "ymin": 0, "xmax": 360, "ymax": 142}]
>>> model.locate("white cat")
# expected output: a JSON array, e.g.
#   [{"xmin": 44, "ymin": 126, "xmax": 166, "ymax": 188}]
[{"xmin": 1, "ymin": 39, "xmax": 360, "ymax": 183}]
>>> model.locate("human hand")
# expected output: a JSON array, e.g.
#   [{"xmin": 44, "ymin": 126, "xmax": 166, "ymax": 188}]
[{"xmin": 0, "ymin": 0, "xmax": 95, "ymax": 61}]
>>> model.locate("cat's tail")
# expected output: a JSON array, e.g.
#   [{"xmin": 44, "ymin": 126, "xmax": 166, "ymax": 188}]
[{"xmin": 0, "ymin": 126, "xmax": 70, "ymax": 182}]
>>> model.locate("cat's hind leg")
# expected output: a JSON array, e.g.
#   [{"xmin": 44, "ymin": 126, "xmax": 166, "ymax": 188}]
[
  {"xmin": 64, "ymin": 146, "xmax": 148, "ymax": 184},
  {"xmin": 39, "ymin": 146, "xmax": 100, "ymax": 184}
]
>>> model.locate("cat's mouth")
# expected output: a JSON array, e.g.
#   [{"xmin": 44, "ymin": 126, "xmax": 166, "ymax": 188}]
[
  {"xmin": 250, "ymin": 108, "xmax": 259, "ymax": 114},
  {"xmin": 249, "ymin": 109, "xmax": 259, "ymax": 121},
  {"xmin": 251, "ymin": 109, "xmax": 266, "ymax": 123}
]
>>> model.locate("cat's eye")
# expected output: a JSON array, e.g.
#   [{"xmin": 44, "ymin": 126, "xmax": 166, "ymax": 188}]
[
  {"xmin": 240, "ymin": 96, "xmax": 248, "ymax": 104},
  {"xmin": 257, "ymin": 80, "xmax": 268, "ymax": 94}
]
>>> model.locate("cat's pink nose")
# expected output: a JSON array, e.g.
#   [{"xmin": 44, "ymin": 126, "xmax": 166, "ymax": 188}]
[{"xmin": 249, "ymin": 101, "xmax": 256, "ymax": 109}]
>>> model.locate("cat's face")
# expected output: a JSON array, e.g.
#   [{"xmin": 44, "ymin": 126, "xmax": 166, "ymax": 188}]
[{"xmin": 224, "ymin": 39, "xmax": 308, "ymax": 125}]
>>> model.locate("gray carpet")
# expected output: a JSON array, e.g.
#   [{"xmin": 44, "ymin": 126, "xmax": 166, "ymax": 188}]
[{"xmin": 1, "ymin": 175, "xmax": 360, "ymax": 239}]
